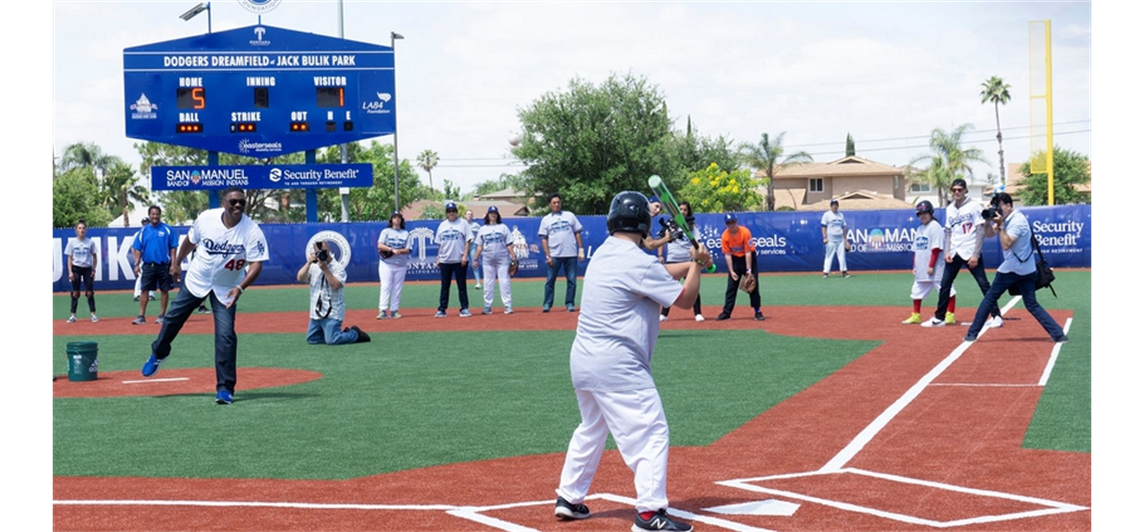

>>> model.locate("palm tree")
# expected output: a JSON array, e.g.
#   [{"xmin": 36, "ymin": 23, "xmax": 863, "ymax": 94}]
[
  {"xmin": 100, "ymin": 162, "xmax": 151, "ymax": 226},
  {"xmin": 907, "ymin": 124, "xmax": 988, "ymax": 207},
  {"xmin": 59, "ymin": 142, "xmax": 123, "ymax": 178},
  {"xmin": 980, "ymin": 76, "xmax": 1012, "ymax": 185},
  {"xmin": 416, "ymin": 149, "xmax": 440, "ymax": 191},
  {"xmin": 737, "ymin": 132, "xmax": 812, "ymax": 211}
]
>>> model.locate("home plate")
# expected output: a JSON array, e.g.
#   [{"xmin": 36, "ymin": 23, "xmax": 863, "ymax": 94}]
[{"xmin": 704, "ymin": 499, "xmax": 800, "ymax": 516}]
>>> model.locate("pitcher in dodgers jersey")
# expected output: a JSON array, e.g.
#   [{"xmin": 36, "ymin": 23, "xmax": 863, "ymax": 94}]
[
  {"xmin": 141, "ymin": 187, "xmax": 269, "ymax": 405},
  {"xmin": 923, "ymin": 178, "xmax": 1001, "ymax": 328}
]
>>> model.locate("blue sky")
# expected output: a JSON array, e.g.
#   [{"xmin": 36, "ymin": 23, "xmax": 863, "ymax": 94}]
[{"xmin": 50, "ymin": 1, "xmax": 1092, "ymax": 195}]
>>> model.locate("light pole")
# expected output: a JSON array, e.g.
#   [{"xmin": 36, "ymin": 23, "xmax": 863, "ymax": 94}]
[
  {"xmin": 337, "ymin": 0, "xmax": 350, "ymax": 221},
  {"xmin": 179, "ymin": 2, "xmax": 211, "ymax": 33},
  {"xmin": 391, "ymin": 31, "xmax": 404, "ymax": 214}
]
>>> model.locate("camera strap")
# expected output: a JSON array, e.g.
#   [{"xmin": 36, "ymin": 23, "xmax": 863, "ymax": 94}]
[{"xmin": 313, "ymin": 268, "xmax": 332, "ymax": 319}]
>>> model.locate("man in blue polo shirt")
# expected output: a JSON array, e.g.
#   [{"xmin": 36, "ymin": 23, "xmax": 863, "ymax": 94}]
[{"xmin": 132, "ymin": 205, "xmax": 179, "ymax": 325}]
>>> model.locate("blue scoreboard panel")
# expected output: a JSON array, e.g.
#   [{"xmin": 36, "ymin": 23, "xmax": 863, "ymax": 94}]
[{"xmin": 124, "ymin": 25, "xmax": 395, "ymax": 157}]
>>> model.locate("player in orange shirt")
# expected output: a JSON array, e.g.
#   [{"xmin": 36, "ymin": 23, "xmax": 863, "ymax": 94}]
[{"xmin": 716, "ymin": 213, "xmax": 764, "ymax": 321}]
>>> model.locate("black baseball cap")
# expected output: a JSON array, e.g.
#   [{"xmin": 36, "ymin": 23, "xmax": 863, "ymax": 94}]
[{"xmin": 951, "ymin": 178, "xmax": 968, "ymax": 190}]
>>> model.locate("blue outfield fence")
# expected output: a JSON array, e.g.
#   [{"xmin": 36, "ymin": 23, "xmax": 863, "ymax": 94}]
[{"xmin": 52, "ymin": 205, "xmax": 1091, "ymax": 292}]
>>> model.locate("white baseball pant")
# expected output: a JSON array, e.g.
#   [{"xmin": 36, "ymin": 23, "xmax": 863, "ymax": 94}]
[
  {"xmin": 481, "ymin": 254, "xmax": 513, "ymax": 309},
  {"xmin": 910, "ymin": 278, "xmax": 956, "ymax": 301},
  {"xmin": 378, "ymin": 261, "xmax": 408, "ymax": 312},
  {"xmin": 824, "ymin": 240, "xmax": 847, "ymax": 273},
  {"xmin": 556, "ymin": 387, "xmax": 670, "ymax": 513}
]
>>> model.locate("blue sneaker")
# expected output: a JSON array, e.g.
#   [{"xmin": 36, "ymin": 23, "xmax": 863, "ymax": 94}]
[
  {"xmin": 142, "ymin": 354, "xmax": 163, "ymax": 377},
  {"xmin": 505, "ymin": 306, "xmax": 514, "ymax": 314},
  {"xmin": 216, "ymin": 390, "xmax": 233, "ymax": 405},
  {"xmin": 459, "ymin": 309, "xmax": 472, "ymax": 318},
  {"xmin": 482, "ymin": 306, "xmax": 492, "ymax": 315}
]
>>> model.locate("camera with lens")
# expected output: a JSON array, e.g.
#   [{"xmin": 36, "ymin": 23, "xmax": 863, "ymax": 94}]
[
  {"xmin": 314, "ymin": 243, "xmax": 329, "ymax": 263},
  {"xmin": 981, "ymin": 206, "xmax": 1002, "ymax": 220}
]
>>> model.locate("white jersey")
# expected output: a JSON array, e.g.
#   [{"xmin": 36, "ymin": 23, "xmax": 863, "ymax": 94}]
[
  {"xmin": 65, "ymin": 237, "xmax": 98, "ymax": 268},
  {"xmin": 377, "ymin": 228, "xmax": 413, "ymax": 268},
  {"xmin": 538, "ymin": 210, "xmax": 583, "ymax": 258},
  {"xmin": 184, "ymin": 208, "xmax": 269, "ymax": 304},
  {"xmin": 944, "ymin": 198, "xmax": 984, "ymax": 260},
  {"xmin": 569, "ymin": 237, "xmax": 683, "ymax": 393},
  {"xmin": 435, "ymin": 218, "xmax": 472, "ymax": 264},
  {"xmin": 912, "ymin": 220, "xmax": 946, "ymax": 281},
  {"xmin": 821, "ymin": 210, "xmax": 847, "ymax": 242},
  {"xmin": 308, "ymin": 260, "xmax": 347, "ymax": 322},
  {"xmin": 476, "ymin": 224, "xmax": 513, "ymax": 261}
]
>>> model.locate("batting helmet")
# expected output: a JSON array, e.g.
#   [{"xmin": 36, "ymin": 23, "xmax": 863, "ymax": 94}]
[
  {"xmin": 915, "ymin": 200, "xmax": 935, "ymax": 217},
  {"xmin": 606, "ymin": 191, "xmax": 652, "ymax": 237}
]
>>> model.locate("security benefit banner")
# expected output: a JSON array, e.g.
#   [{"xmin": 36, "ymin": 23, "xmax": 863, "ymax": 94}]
[
  {"xmin": 50, "ymin": 205, "xmax": 1091, "ymax": 292},
  {"xmin": 151, "ymin": 164, "xmax": 373, "ymax": 191}
]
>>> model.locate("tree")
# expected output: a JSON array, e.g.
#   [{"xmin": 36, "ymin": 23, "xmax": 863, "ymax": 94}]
[
  {"xmin": 53, "ymin": 167, "xmax": 113, "ymax": 228},
  {"xmin": 980, "ymin": 76, "xmax": 1012, "ymax": 184},
  {"xmin": 318, "ymin": 140, "xmax": 427, "ymax": 221},
  {"xmin": 1017, "ymin": 146, "xmax": 1090, "ymax": 205},
  {"xmin": 679, "ymin": 163, "xmax": 761, "ymax": 213},
  {"xmin": 513, "ymin": 73, "xmax": 679, "ymax": 214},
  {"xmin": 675, "ymin": 118, "xmax": 739, "ymax": 176},
  {"xmin": 441, "ymin": 179, "xmax": 461, "ymax": 201},
  {"xmin": 59, "ymin": 141, "xmax": 123, "ymax": 178},
  {"xmin": 473, "ymin": 173, "xmax": 528, "ymax": 198},
  {"xmin": 100, "ymin": 161, "xmax": 151, "ymax": 226},
  {"xmin": 737, "ymin": 132, "xmax": 812, "ymax": 212},
  {"xmin": 845, "ymin": 133, "xmax": 856, "ymax": 157},
  {"xmin": 417, "ymin": 149, "xmax": 440, "ymax": 192},
  {"xmin": 907, "ymin": 124, "xmax": 988, "ymax": 207}
]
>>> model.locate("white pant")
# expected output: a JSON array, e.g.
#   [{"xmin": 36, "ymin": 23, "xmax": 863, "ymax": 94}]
[
  {"xmin": 556, "ymin": 388, "xmax": 670, "ymax": 513},
  {"xmin": 824, "ymin": 240, "xmax": 847, "ymax": 273},
  {"xmin": 910, "ymin": 278, "xmax": 956, "ymax": 301},
  {"xmin": 378, "ymin": 261, "xmax": 408, "ymax": 311},
  {"xmin": 482, "ymin": 254, "xmax": 513, "ymax": 308}
]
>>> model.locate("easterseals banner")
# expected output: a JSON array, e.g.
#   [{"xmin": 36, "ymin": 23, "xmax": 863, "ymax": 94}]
[{"xmin": 51, "ymin": 205, "xmax": 1091, "ymax": 292}]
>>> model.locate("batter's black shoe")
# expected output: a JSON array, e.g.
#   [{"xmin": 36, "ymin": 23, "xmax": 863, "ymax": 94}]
[
  {"xmin": 351, "ymin": 325, "xmax": 370, "ymax": 343},
  {"xmin": 554, "ymin": 496, "xmax": 590, "ymax": 520},
  {"xmin": 715, "ymin": 313, "xmax": 731, "ymax": 321},
  {"xmin": 754, "ymin": 311, "xmax": 766, "ymax": 321},
  {"xmin": 632, "ymin": 509, "xmax": 692, "ymax": 531}
]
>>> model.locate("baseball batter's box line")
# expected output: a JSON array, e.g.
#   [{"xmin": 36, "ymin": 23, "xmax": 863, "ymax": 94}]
[
  {"xmin": 820, "ymin": 294, "xmax": 1044, "ymax": 472},
  {"xmin": 53, "ymin": 493, "xmax": 773, "ymax": 532},
  {"xmin": 716, "ymin": 467, "xmax": 1088, "ymax": 528}
]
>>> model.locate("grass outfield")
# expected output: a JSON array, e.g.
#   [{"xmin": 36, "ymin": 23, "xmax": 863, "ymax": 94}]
[{"xmin": 52, "ymin": 270, "xmax": 1090, "ymax": 479}]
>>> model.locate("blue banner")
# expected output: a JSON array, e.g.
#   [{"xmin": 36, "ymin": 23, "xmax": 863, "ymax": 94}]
[
  {"xmin": 52, "ymin": 205, "xmax": 1092, "ymax": 292},
  {"xmin": 150, "ymin": 164, "xmax": 373, "ymax": 191}
]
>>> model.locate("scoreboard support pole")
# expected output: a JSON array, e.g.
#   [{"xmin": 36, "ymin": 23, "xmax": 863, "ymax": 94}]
[
  {"xmin": 208, "ymin": 151, "xmax": 221, "ymax": 209},
  {"xmin": 306, "ymin": 149, "xmax": 319, "ymax": 224}
]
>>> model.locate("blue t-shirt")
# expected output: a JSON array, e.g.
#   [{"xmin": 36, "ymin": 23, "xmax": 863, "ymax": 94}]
[
  {"xmin": 998, "ymin": 210, "xmax": 1036, "ymax": 276},
  {"xmin": 132, "ymin": 222, "xmax": 178, "ymax": 264}
]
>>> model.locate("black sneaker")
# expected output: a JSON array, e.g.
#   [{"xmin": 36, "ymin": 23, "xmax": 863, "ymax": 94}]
[
  {"xmin": 632, "ymin": 509, "xmax": 692, "ymax": 532},
  {"xmin": 351, "ymin": 326, "xmax": 371, "ymax": 343},
  {"xmin": 754, "ymin": 312, "xmax": 766, "ymax": 321},
  {"xmin": 554, "ymin": 496, "xmax": 590, "ymax": 520},
  {"xmin": 714, "ymin": 313, "xmax": 730, "ymax": 321}
]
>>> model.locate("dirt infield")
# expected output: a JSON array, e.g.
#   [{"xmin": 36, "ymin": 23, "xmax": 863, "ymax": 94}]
[{"xmin": 53, "ymin": 305, "xmax": 1089, "ymax": 531}]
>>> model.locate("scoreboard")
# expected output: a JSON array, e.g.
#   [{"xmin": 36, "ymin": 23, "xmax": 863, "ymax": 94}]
[{"xmin": 124, "ymin": 25, "xmax": 395, "ymax": 157}]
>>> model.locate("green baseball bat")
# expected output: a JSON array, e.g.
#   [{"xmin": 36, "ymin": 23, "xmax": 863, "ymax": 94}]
[{"xmin": 648, "ymin": 174, "xmax": 716, "ymax": 272}]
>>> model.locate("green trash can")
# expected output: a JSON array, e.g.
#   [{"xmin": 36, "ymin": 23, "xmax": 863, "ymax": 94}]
[{"xmin": 66, "ymin": 342, "xmax": 99, "ymax": 382}]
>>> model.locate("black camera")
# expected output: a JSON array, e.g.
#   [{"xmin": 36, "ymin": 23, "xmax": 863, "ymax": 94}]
[
  {"xmin": 982, "ymin": 206, "xmax": 1002, "ymax": 220},
  {"xmin": 315, "ymin": 243, "xmax": 329, "ymax": 262}
]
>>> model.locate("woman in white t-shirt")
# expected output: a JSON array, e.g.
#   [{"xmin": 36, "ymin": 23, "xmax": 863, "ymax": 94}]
[
  {"xmin": 473, "ymin": 206, "xmax": 516, "ymax": 314},
  {"xmin": 376, "ymin": 211, "xmax": 413, "ymax": 319}
]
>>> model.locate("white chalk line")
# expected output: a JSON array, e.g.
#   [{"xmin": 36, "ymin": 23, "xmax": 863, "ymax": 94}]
[{"xmin": 121, "ymin": 377, "xmax": 190, "ymax": 384}]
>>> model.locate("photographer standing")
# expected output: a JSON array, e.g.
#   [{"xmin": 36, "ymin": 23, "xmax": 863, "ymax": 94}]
[
  {"xmin": 963, "ymin": 193, "xmax": 1067, "ymax": 344},
  {"xmin": 298, "ymin": 241, "xmax": 370, "ymax": 346}
]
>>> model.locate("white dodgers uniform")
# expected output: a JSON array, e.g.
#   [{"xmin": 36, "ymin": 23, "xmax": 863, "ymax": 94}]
[
  {"xmin": 910, "ymin": 220, "xmax": 956, "ymax": 301},
  {"xmin": 945, "ymin": 197, "xmax": 984, "ymax": 260},
  {"xmin": 821, "ymin": 210, "xmax": 847, "ymax": 273},
  {"xmin": 476, "ymin": 223, "xmax": 514, "ymax": 310},
  {"xmin": 183, "ymin": 209, "xmax": 269, "ymax": 305},
  {"xmin": 556, "ymin": 236, "xmax": 684, "ymax": 513}
]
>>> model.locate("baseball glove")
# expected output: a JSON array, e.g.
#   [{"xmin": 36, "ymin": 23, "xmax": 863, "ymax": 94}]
[
  {"xmin": 379, "ymin": 249, "xmax": 394, "ymax": 260},
  {"xmin": 738, "ymin": 273, "xmax": 757, "ymax": 294},
  {"xmin": 508, "ymin": 258, "xmax": 519, "ymax": 277}
]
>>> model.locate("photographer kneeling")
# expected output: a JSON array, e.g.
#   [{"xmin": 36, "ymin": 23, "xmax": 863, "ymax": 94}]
[
  {"xmin": 298, "ymin": 241, "xmax": 370, "ymax": 345},
  {"xmin": 963, "ymin": 193, "xmax": 1067, "ymax": 344}
]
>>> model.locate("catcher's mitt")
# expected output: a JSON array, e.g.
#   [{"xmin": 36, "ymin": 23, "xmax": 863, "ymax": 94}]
[
  {"xmin": 508, "ymin": 259, "xmax": 519, "ymax": 276},
  {"xmin": 738, "ymin": 273, "xmax": 757, "ymax": 293},
  {"xmin": 379, "ymin": 249, "xmax": 394, "ymax": 260}
]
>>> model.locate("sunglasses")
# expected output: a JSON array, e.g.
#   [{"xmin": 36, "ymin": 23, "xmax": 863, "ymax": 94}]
[
  {"xmin": 229, "ymin": 199, "xmax": 247, "ymax": 207},
  {"xmin": 446, "ymin": 209, "xmax": 458, "ymax": 213},
  {"xmin": 951, "ymin": 187, "xmax": 966, "ymax": 193}
]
